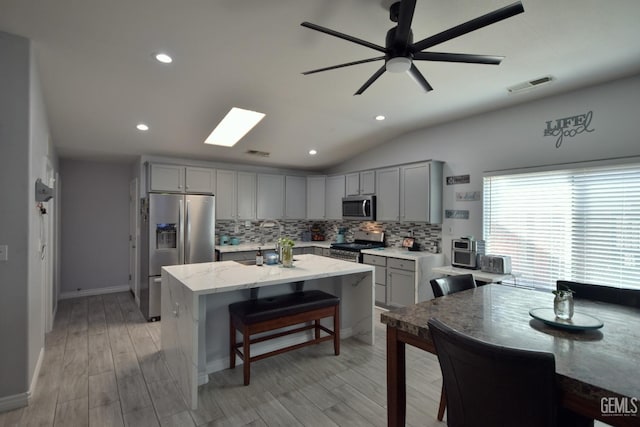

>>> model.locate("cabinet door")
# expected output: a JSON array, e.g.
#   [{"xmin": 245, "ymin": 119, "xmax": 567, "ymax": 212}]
[
  {"xmin": 306, "ymin": 176, "xmax": 326, "ymax": 220},
  {"xmin": 325, "ymin": 175, "xmax": 345, "ymax": 220},
  {"xmin": 257, "ymin": 174, "xmax": 284, "ymax": 219},
  {"xmin": 401, "ymin": 163, "xmax": 429, "ymax": 222},
  {"xmin": 150, "ymin": 164, "xmax": 184, "ymax": 192},
  {"xmin": 237, "ymin": 172, "xmax": 256, "ymax": 220},
  {"xmin": 215, "ymin": 170, "xmax": 236, "ymax": 220},
  {"xmin": 185, "ymin": 167, "xmax": 215, "ymax": 194},
  {"xmin": 284, "ymin": 176, "xmax": 306, "ymax": 219},
  {"xmin": 313, "ymin": 247, "xmax": 324, "ymax": 256},
  {"xmin": 345, "ymin": 173, "xmax": 360, "ymax": 196},
  {"xmin": 360, "ymin": 170, "xmax": 376, "ymax": 194},
  {"xmin": 388, "ymin": 268, "xmax": 416, "ymax": 307},
  {"xmin": 376, "ymin": 168, "xmax": 400, "ymax": 221}
]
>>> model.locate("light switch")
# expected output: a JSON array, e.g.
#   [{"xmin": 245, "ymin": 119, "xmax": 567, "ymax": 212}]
[{"xmin": 0, "ymin": 245, "xmax": 8, "ymax": 261}]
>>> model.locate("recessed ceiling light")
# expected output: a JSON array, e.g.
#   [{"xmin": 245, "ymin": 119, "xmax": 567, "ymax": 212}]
[
  {"xmin": 204, "ymin": 107, "xmax": 266, "ymax": 147},
  {"xmin": 154, "ymin": 53, "xmax": 173, "ymax": 64},
  {"xmin": 309, "ymin": 149, "xmax": 317, "ymax": 155},
  {"xmin": 375, "ymin": 115, "xmax": 386, "ymax": 121},
  {"xmin": 136, "ymin": 123, "xmax": 149, "ymax": 131}
]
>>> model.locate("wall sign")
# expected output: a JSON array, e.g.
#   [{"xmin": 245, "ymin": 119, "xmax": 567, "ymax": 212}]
[
  {"xmin": 446, "ymin": 174, "xmax": 470, "ymax": 185},
  {"xmin": 445, "ymin": 210, "xmax": 469, "ymax": 219},
  {"xmin": 544, "ymin": 110, "xmax": 595, "ymax": 148},
  {"xmin": 456, "ymin": 191, "xmax": 481, "ymax": 201}
]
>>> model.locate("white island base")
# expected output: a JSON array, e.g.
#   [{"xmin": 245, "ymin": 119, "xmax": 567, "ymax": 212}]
[{"xmin": 160, "ymin": 254, "xmax": 375, "ymax": 409}]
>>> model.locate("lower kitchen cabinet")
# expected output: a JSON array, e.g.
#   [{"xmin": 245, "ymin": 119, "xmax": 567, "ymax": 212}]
[
  {"xmin": 363, "ymin": 254, "xmax": 387, "ymax": 305},
  {"xmin": 387, "ymin": 267, "xmax": 415, "ymax": 307}
]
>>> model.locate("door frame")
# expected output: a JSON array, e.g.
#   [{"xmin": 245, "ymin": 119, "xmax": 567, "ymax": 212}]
[{"xmin": 129, "ymin": 178, "xmax": 140, "ymax": 306}]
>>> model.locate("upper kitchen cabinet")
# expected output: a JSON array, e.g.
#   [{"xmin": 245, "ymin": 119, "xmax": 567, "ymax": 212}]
[
  {"xmin": 257, "ymin": 173, "xmax": 285, "ymax": 219},
  {"xmin": 215, "ymin": 169, "xmax": 237, "ymax": 220},
  {"xmin": 400, "ymin": 161, "xmax": 443, "ymax": 223},
  {"xmin": 185, "ymin": 167, "xmax": 216, "ymax": 193},
  {"xmin": 284, "ymin": 176, "xmax": 306, "ymax": 220},
  {"xmin": 149, "ymin": 164, "xmax": 215, "ymax": 194},
  {"xmin": 325, "ymin": 175, "xmax": 345, "ymax": 220},
  {"xmin": 345, "ymin": 171, "xmax": 375, "ymax": 196},
  {"xmin": 376, "ymin": 167, "xmax": 400, "ymax": 221},
  {"xmin": 237, "ymin": 172, "xmax": 257, "ymax": 220},
  {"xmin": 306, "ymin": 176, "xmax": 326, "ymax": 220}
]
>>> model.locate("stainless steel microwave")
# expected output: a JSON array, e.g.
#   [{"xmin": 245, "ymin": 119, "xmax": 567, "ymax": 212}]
[
  {"xmin": 451, "ymin": 238, "xmax": 485, "ymax": 269},
  {"xmin": 342, "ymin": 195, "xmax": 376, "ymax": 220}
]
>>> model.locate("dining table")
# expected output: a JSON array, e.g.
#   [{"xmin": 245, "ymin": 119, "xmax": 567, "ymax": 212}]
[{"xmin": 381, "ymin": 284, "xmax": 640, "ymax": 427}]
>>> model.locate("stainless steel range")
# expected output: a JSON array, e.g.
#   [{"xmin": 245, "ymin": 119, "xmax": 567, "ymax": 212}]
[{"xmin": 329, "ymin": 231, "xmax": 385, "ymax": 263}]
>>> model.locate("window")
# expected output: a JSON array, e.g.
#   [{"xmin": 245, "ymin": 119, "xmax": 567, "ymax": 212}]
[{"xmin": 483, "ymin": 161, "xmax": 640, "ymax": 290}]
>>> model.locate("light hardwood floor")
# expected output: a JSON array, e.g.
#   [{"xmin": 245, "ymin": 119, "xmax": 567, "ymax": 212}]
[{"xmin": 0, "ymin": 292, "xmax": 447, "ymax": 427}]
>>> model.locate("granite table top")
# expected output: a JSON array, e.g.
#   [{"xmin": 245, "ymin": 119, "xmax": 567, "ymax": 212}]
[{"xmin": 381, "ymin": 284, "xmax": 640, "ymax": 414}]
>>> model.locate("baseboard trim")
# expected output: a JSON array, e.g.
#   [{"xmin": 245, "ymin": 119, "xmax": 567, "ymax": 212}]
[
  {"xmin": 0, "ymin": 391, "xmax": 29, "ymax": 412},
  {"xmin": 59, "ymin": 284, "xmax": 130, "ymax": 300},
  {"xmin": 27, "ymin": 346, "xmax": 45, "ymax": 404}
]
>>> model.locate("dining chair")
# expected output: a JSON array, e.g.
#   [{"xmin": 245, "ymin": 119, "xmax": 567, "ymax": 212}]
[
  {"xmin": 430, "ymin": 274, "xmax": 477, "ymax": 298},
  {"xmin": 428, "ymin": 273, "xmax": 477, "ymax": 420},
  {"xmin": 428, "ymin": 318, "xmax": 593, "ymax": 427},
  {"xmin": 557, "ymin": 280, "xmax": 640, "ymax": 308}
]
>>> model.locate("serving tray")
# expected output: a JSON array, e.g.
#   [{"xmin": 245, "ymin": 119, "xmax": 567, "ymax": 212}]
[{"xmin": 529, "ymin": 308, "xmax": 604, "ymax": 331}]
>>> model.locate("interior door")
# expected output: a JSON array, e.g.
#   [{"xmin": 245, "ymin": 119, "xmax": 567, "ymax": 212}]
[{"xmin": 185, "ymin": 195, "xmax": 215, "ymax": 264}]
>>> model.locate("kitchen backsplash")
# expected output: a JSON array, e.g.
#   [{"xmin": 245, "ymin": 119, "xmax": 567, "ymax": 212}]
[{"xmin": 216, "ymin": 219, "xmax": 441, "ymax": 253}]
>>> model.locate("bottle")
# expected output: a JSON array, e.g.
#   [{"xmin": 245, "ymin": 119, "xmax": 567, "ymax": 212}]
[{"xmin": 256, "ymin": 247, "xmax": 263, "ymax": 266}]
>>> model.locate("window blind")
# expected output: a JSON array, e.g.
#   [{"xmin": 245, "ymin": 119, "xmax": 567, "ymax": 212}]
[{"xmin": 483, "ymin": 163, "xmax": 640, "ymax": 290}]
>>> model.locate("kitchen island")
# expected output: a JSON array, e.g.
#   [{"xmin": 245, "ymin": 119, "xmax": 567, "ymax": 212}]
[{"xmin": 160, "ymin": 254, "xmax": 375, "ymax": 409}]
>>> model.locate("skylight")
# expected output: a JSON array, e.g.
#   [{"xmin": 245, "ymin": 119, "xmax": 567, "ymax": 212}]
[{"xmin": 204, "ymin": 108, "xmax": 266, "ymax": 147}]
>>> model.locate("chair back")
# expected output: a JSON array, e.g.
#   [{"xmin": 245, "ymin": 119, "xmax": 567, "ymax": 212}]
[
  {"xmin": 428, "ymin": 318, "xmax": 558, "ymax": 427},
  {"xmin": 557, "ymin": 280, "xmax": 640, "ymax": 308},
  {"xmin": 430, "ymin": 274, "xmax": 477, "ymax": 298}
]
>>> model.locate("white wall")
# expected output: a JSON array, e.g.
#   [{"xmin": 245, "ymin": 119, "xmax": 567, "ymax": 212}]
[
  {"xmin": 0, "ymin": 31, "xmax": 56, "ymax": 410},
  {"xmin": 60, "ymin": 160, "xmax": 131, "ymax": 296},
  {"xmin": 331, "ymin": 74, "xmax": 640, "ymax": 261}
]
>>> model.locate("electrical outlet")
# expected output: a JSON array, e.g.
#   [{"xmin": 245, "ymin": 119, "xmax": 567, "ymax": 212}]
[
  {"xmin": 234, "ymin": 224, "xmax": 240, "ymax": 233},
  {"xmin": 0, "ymin": 245, "xmax": 8, "ymax": 261}
]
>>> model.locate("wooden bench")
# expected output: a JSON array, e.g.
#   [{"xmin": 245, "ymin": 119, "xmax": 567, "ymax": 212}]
[{"xmin": 229, "ymin": 289, "xmax": 340, "ymax": 385}]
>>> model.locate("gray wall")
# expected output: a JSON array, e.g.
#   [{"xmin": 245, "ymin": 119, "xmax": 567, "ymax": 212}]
[
  {"xmin": 0, "ymin": 31, "xmax": 55, "ymax": 405},
  {"xmin": 60, "ymin": 160, "xmax": 131, "ymax": 295},
  {"xmin": 331, "ymin": 73, "xmax": 640, "ymax": 263}
]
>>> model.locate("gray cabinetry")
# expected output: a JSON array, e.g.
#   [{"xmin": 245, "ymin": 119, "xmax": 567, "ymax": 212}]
[
  {"xmin": 376, "ymin": 168, "xmax": 400, "ymax": 221},
  {"xmin": 149, "ymin": 164, "xmax": 215, "ymax": 194},
  {"xmin": 325, "ymin": 175, "xmax": 345, "ymax": 220},
  {"xmin": 400, "ymin": 161, "xmax": 443, "ymax": 223},
  {"xmin": 363, "ymin": 254, "xmax": 387, "ymax": 305},
  {"xmin": 284, "ymin": 176, "xmax": 306, "ymax": 219},
  {"xmin": 306, "ymin": 176, "xmax": 326, "ymax": 220},
  {"xmin": 237, "ymin": 172, "xmax": 257, "ymax": 220},
  {"xmin": 257, "ymin": 173, "xmax": 284, "ymax": 219},
  {"xmin": 346, "ymin": 171, "xmax": 375, "ymax": 196},
  {"xmin": 387, "ymin": 258, "xmax": 416, "ymax": 307}
]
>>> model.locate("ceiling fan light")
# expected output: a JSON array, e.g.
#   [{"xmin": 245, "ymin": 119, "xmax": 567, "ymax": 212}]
[{"xmin": 386, "ymin": 57, "xmax": 411, "ymax": 73}]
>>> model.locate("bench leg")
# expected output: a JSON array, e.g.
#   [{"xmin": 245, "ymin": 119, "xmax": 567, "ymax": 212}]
[
  {"xmin": 315, "ymin": 319, "xmax": 320, "ymax": 341},
  {"xmin": 334, "ymin": 305, "xmax": 340, "ymax": 356},
  {"xmin": 230, "ymin": 315, "xmax": 236, "ymax": 369},
  {"xmin": 243, "ymin": 325, "xmax": 251, "ymax": 386}
]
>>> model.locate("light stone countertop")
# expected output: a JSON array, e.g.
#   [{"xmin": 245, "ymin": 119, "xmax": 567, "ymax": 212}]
[
  {"xmin": 361, "ymin": 247, "xmax": 442, "ymax": 261},
  {"xmin": 215, "ymin": 240, "xmax": 332, "ymax": 253},
  {"xmin": 162, "ymin": 253, "xmax": 373, "ymax": 296}
]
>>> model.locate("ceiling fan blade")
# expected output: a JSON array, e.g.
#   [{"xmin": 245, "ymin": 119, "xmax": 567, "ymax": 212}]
[
  {"xmin": 301, "ymin": 22, "xmax": 387, "ymax": 53},
  {"xmin": 407, "ymin": 64, "xmax": 433, "ymax": 92},
  {"xmin": 413, "ymin": 52, "xmax": 503, "ymax": 65},
  {"xmin": 355, "ymin": 65, "xmax": 386, "ymax": 95},
  {"xmin": 394, "ymin": 0, "xmax": 417, "ymax": 48},
  {"xmin": 302, "ymin": 56, "xmax": 385, "ymax": 75},
  {"xmin": 411, "ymin": 1, "xmax": 524, "ymax": 52}
]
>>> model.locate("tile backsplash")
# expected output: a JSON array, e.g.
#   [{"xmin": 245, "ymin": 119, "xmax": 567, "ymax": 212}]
[{"xmin": 216, "ymin": 219, "xmax": 441, "ymax": 253}]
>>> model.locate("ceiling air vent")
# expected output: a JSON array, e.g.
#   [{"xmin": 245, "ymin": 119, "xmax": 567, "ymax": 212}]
[
  {"xmin": 246, "ymin": 149, "xmax": 270, "ymax": 158},
  {"xmin": 507, "ymin": 76, "xmax": 553, "ymax": 94}
]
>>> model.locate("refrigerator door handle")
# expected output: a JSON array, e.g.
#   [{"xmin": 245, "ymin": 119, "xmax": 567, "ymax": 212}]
[
  {"xmin": 185, "ymin": 199, "xmax": 191, "ymax": 263},
  {"xmin": 179, "ymin": 199, "xmax": 185, "ymax": 263}
]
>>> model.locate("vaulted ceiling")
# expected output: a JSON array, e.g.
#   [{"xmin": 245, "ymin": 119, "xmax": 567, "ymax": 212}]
[{"xmin": 2, "ymin": 0, "xmax": 640, "ymax": 170}]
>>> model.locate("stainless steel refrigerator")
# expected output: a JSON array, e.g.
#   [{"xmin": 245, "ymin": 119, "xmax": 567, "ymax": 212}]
[{"xmin": 140, "ymin": 193, "xmax": 215, "ymax": 321}]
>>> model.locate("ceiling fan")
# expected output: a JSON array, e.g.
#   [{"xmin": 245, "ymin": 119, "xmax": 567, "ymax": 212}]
[{"xmin": 301, "ymin": 0, "xmax": 524, "ymax": 95}]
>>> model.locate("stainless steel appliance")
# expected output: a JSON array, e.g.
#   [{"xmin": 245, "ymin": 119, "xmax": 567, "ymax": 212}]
[
  {"xmin": 480, "ymin": 255, "xmax": 512, "ymax": 274},
  {"xmin": 342, "ymin": 195, "xmax": 376, "ymax": 221},
  {"xmin": 140, "ymin": 193, "xmax": 215, "ymax": 321},
  {"xmin": 451, "ymin": 237, "xmax": 485, "ymax": 269},
  {"xmin": 329, "ymin": 230, "xmax": 385, "ymax": 263}
]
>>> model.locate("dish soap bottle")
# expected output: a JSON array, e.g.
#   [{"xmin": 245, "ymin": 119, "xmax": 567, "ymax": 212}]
[{"xmin": 256, "ymin": 247, "xmax": 263, "ymax": 266}]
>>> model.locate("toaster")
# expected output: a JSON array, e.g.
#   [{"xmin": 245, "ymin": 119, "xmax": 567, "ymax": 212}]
[{"xmin": 479, "ymin": 255, "xmax": 512, "ymax": 274}]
